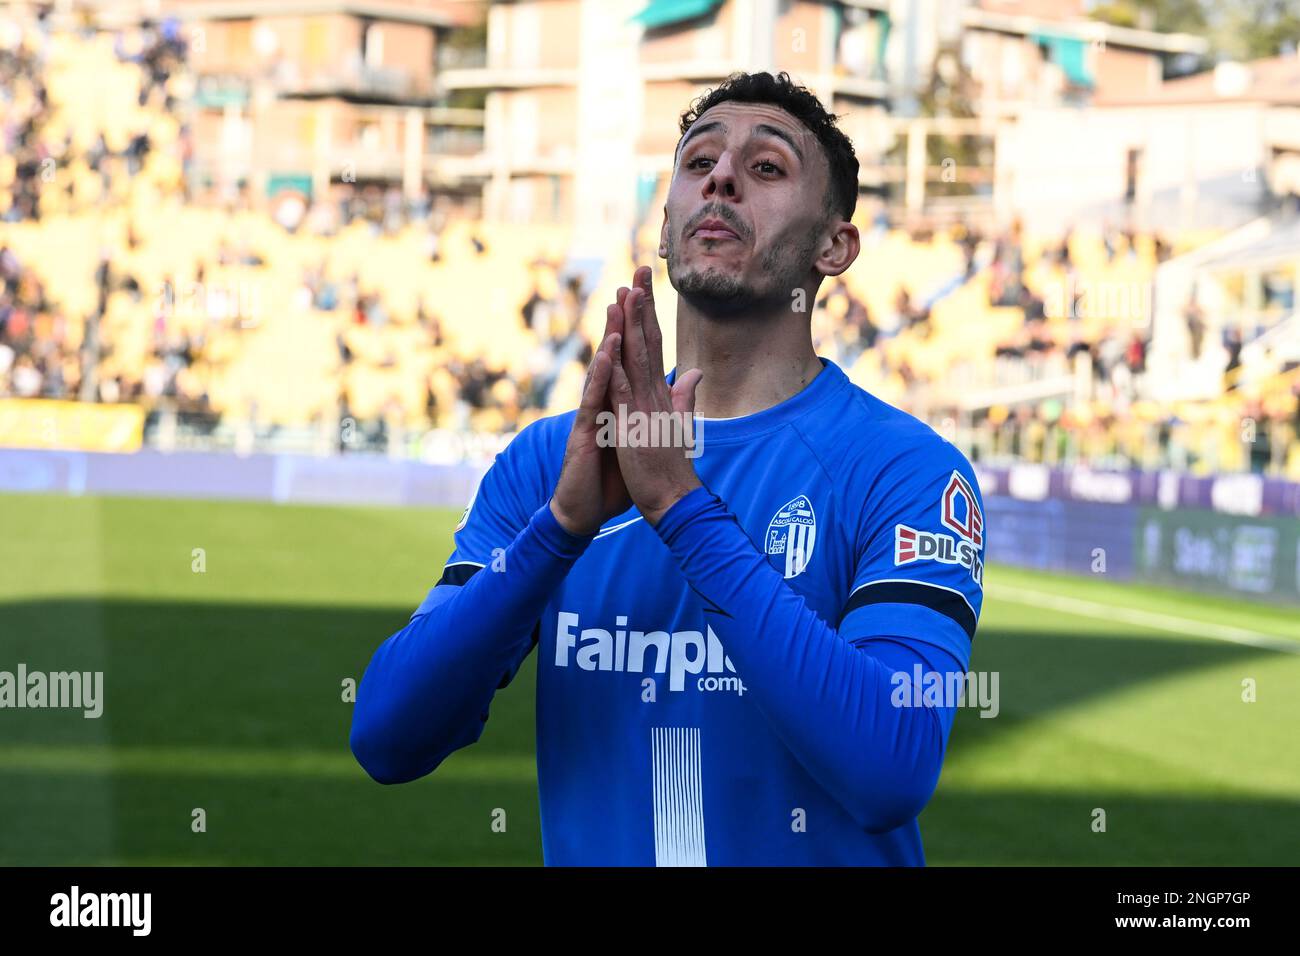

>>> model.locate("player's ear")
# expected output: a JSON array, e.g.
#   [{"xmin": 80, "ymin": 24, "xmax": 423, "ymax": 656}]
[
  {"xmin": 658, "ymin": 209, "xmax": 669, "ymax": 259},
  {"xmin": 815, "ymin": 220, "xmax": 860, "ymax": 279}
]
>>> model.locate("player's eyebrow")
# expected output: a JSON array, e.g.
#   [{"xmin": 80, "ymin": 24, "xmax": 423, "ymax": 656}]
[
  {"xmin": 676, "ymin": 120, "xmax": 725, "ymax": 164},
  {"xmin": 677, "ymin": 120, "xmax": 805, "ymax": 166},
  {"xmin": 752, "ymin": 123, "xmax": 805, "ymax": 164}
]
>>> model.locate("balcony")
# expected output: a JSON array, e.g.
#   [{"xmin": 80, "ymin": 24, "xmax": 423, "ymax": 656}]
[
  {"xmin": 426, "ymin": 126, "xmax": 485, "ymax": 157},
  {"xmin": 436, "ymin": 46, "xmax": 488, "ymax": 72},
  {"xmin": 277, "ymin": 62, "xmax": 432, "ymax": 104},
  {"xmin": 193, "ymin": 74, "xmax": 251, "ymax": 110},
  {"xmin": 638, "ymin": 58, "xmax": 735, "ymax": 83},
  {"xmin": 438, "ymin": 64, "xmax": 580, "ymax": 91}
]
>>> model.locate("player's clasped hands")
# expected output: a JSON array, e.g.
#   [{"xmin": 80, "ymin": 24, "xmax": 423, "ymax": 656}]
[{"xmin": 550, "ymin": 266, "xmax": 703, "ymax": 536}]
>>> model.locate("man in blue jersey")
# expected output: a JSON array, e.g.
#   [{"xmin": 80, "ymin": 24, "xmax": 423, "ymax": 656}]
[{"xmin": 351, "ymin": 71, "xmax": 985, "ymax": 866}]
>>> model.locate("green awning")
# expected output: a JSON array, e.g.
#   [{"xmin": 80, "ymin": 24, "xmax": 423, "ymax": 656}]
[
  {"xmin": 636, "ymin": 171, "xmax": 659, "ymax": 222},
  {"xmin": 875, "ymin": 13, "xmax": 891, "ymax": 72},
  {"xmin": 193, "ymin": 87, "xmax": 248, "ymax": 109},
  {"xmin": 631, "ymin": 0, "xmax": 722, "ymax": 30},
  {"xmin": 266, "ymin": 173, "xmax": 312, "ymax": 200},
  {"xmin": 1032, "ymin": 31, "xmax": 1093, "ymax": 88}
]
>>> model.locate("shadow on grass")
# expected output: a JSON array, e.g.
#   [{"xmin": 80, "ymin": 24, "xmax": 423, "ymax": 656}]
[
  {"xmin": 0, "ymin": 596, "xmax": 539, "ymax": 865},
  {"xmin": 0, "ymin": 766, "xmax": 543, "ymax": 866},
  {"xmin": 921, "ymin": 788, "xmax": 1300, "ymax": 865},
  {"xmin": 962, "ymin": 623, "xmax": 1276, "ymax": 720}
]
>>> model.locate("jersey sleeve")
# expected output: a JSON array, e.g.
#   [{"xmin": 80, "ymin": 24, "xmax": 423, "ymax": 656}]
[
  {"xmin": 413, "ymin": 415, "xmax": 563, "ymax": 617},
  {"xmin": 839, "ymin": 437, "xmax": 985, "ymax": 672},
  {"xmin": 654, "ymin": 486, "xmax": 961, "ymax": 832},
  {"xmin": 350, "ymin": 415, "xmax": 586, "ymax": 784}
]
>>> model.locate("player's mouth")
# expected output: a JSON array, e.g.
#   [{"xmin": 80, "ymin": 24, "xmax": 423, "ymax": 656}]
[{"xmin": 691, "ymin": 218, "xmax": 741, "ymax": 241}]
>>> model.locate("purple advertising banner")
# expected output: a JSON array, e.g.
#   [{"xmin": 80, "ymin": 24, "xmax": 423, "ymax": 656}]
[
  {"xmin": 4, "ymin": 448, "xmax": 1295, "ymax": 518},
  {"xmin": 3, "ymin": 449, "xmax": 1297, "ymax": 603},
  {"xmin": 984, "ymin": 496, "xmax": 1138, "ymax": 580},
  {"xmin": 973, "ymin": 464, "xmax": 1300, "ymax": 519},
  {"xmin": 0, "ymin": 448, "xmax": 486, "ymax": 510}
]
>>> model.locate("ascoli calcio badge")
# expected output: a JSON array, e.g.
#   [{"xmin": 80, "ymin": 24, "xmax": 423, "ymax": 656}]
[{"xmin": 765, "ymin": 495, "xmax": 816, "ymax": 579}]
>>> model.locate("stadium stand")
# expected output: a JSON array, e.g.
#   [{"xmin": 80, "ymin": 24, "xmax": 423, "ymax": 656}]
[{"xmin": 1, "ymin": 11, "xmax": 1296, "ymax": 477}]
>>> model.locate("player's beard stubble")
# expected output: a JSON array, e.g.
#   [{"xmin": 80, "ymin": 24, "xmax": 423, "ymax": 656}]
[{"xmin": 664, "ymin": 210, "xmax": 826, "ymax": 320}]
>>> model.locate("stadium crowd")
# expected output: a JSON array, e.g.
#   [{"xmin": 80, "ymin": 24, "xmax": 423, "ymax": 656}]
[{"xmin": 0, "ymin": 10, "xmax": 1296, "ymax": 476}]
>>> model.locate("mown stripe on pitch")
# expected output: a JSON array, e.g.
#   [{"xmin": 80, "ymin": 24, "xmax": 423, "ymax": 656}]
[{"xmin": 0, "ymin": 745, "xmax": 536, "ymax": 781}]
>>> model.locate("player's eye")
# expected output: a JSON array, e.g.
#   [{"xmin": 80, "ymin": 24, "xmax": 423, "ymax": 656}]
[{"xmin": 686, "ymin": 156, "xmax": 783, "ymax": 176}]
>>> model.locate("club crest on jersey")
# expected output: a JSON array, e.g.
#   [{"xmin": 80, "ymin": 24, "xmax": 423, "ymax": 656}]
[
  {"xmin": 894, "ymin": 471, "xmax": 984, "ymax": 585},
  {"xmin": 765, "ymin": 495, "xmax": 816, "ymax": 579}
]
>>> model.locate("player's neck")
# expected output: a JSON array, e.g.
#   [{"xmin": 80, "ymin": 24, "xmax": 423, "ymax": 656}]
[{"xmin": 674, "ymin": 307, "xmax": 823, "ymax": 419}]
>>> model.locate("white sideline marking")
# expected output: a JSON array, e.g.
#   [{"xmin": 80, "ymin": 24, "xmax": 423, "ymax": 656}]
[{"xmin": 986, "ymin": 584, "xmax": 1300, "ymax": 656}]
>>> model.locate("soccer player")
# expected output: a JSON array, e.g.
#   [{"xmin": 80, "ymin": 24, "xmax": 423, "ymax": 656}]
[{"xmin": 351, "ymin": 71, "xmax": 985, "ymax": 865}]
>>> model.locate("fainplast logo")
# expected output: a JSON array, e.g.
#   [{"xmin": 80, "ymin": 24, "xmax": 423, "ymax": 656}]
[{"xmin": 554, "ymin": 611, "xmax": 747, "ymax": 695}]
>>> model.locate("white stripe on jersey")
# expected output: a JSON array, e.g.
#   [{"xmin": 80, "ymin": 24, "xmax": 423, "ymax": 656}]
[
  {"xmin": 785, "ymin": 521, "xmax": 815, "ymax": 578},
  {"xmin": 651, "ymin": 726, "xmax": 707, "ymax": 867}
]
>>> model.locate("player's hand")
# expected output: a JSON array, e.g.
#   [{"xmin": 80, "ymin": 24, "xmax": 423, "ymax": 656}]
[
  {"xmin": 549, "ymin": 304, "xmax": 632, "ymax": 536},
  {"xmin": 608, "ymin": 266, "xmax": 704, "ymax": 525}
]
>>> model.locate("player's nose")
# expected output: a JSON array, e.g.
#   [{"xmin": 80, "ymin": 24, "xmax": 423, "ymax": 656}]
[{"xmin": 701, "ymin": 151, "xmax": 740, "ymax": 199}]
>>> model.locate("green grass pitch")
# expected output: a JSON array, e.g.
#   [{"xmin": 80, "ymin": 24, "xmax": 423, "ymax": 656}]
[{"xmin": 1, "ymin": 492, "xmax": 1296, "ymax": 865}]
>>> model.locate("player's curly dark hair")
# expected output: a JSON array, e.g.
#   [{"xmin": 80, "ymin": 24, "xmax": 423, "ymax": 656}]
[{"xmin": 676, "ymin": 71, "xmax": 860, "ymax": 224}]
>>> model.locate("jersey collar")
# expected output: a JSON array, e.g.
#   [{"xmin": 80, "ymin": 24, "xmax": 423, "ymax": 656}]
[{"xmin": 664, "ymin": 356, "xmax": 846, "ymax": 444}]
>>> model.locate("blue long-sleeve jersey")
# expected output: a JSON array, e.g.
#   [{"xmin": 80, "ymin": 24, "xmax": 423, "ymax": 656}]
[{"xmin": 351, "ymin": 357, "xmax": 985, "ymax": 865}]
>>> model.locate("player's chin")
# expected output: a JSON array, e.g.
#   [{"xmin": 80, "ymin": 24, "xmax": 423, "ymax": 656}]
[
  {"xmin": 686, "ymin": 246, "xmax": 746, "ymax": 270},
  {"xmin": 690, "ymin": 235, "xmax": 745, "ymax": 253},
  {"xmin": 682, "ymin": 262, "xmax": 742, "ymax": 286}
]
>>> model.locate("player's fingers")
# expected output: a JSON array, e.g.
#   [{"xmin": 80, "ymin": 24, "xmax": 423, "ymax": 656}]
[
  {"xmin": 671, "ymin": 367, "xmax": 703, "ymax": 417},
  {"xmin": 587, "ymin": 322, "xmax": 622, "ymax": 385},
  {"xmin": 602, "ymin": 299, "xmax": 621, "ymax": 341},
  {"xmin": 576, "ymin": 346, "xmax": 613, "ymax": 431},
  {"xmin": 636, "ymin": 267, "xmax": 666, "ymax": 385},
  {"xmin": 609, "ymin": 331, "xmax": 635, "ymax": 417},
  {"xmin": 604, "ymin": 302, "xmax": 624, "ymax": 347},
  {"xmin": 622, "ymin": 287, "xmax": 654, "ymax": 402},
  {"xmin": 609, "ymin": 289, "xmax": 634, "ymax": 394},
  {"xmin": 597, "ymin": 315, "xmax": 622, "ymax": 415}
]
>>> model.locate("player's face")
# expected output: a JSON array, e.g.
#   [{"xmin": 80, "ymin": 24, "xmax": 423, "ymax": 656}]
[{"xmin": 660, "ymin": 101, "xmax": 831, "ymax": 317}]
